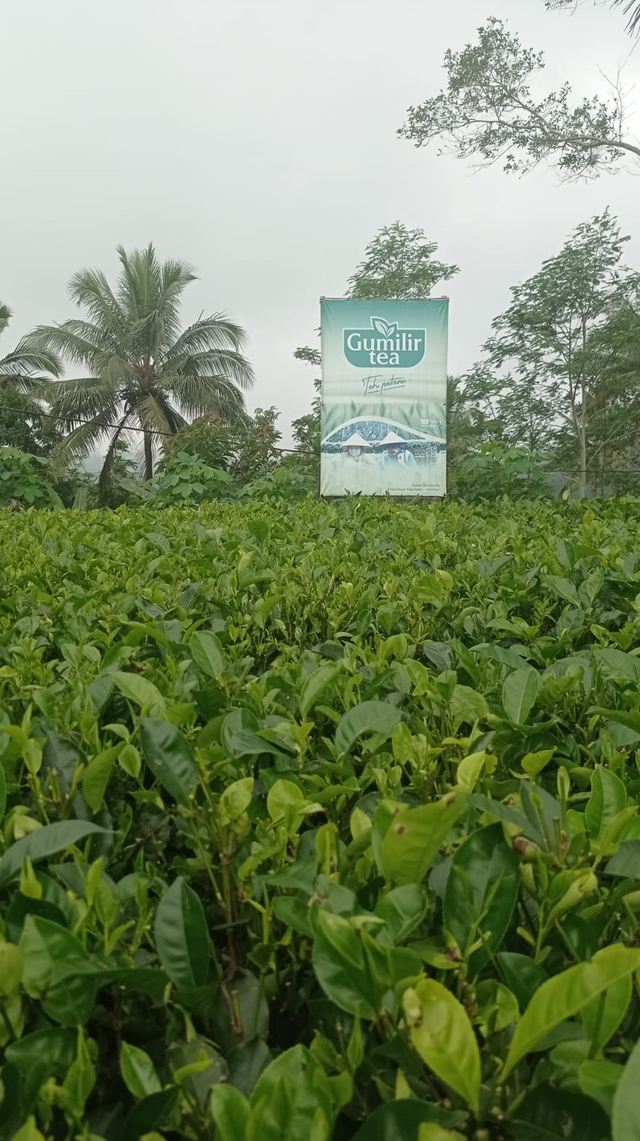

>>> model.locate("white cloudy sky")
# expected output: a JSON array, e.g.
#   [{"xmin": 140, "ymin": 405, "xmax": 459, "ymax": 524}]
[{"xmin": 3, "ymin": 0, "xmax": 639, "ymax": 445}]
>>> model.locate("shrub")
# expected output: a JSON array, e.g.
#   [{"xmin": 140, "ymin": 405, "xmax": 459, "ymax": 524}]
[{"xmin": 0, "ymin": 446, "xmax": 62, "ymax": 509}]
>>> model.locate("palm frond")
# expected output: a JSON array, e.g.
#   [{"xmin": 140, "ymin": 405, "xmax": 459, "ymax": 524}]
[
  {"xmin": 0, "ymin": 338, "xmax": 62, "ymax": 381},
  {"xmin": 134, "ymin": 393, "xmax": 178, "ymax": 437},
  {"xmin": 159, "ymin": 259, "xmax": 198, "ymax": 343},
  {"xmin": 67, "ymin": 267, "xmax": 128, "ymax": 338},
  {"xmin": 162, "ymin": 372, "xmax": 248, "ymax": 422},
  {"xmin": 25, "ymin": 324, "xmax": 110, "ymax": 370},
  {"xmin": 48, "ymin": 412, "xmax": 118, "ymax": 474},
  {"xmin": 56, "ymin": 318, "xmax": 125, "ymax": 356},
  {"xmin": 165, "ymin": 314, "xmax": 247, "ymax": 359},
  {"xmin": 168, "ymin": 347, "xmax": 254, "ymax": 390},
  {"xmin": 614, "ymin": 0, "xmax": 640, "ymax": 33},
  {"xmin": 40, "ymin": 375, "xmax": 121, "ymax": 421},
  {"xmin": 0, "ymin": 304, "xmax": 11, "ymax": 337}
]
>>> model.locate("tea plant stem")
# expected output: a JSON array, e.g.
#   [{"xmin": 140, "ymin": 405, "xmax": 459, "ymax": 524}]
[
  {"xmin": 221, "ymin": 856, "xmax": 240, "ymax": 976},
  {"xmin": 0, "ymin": 1000, "xmax": 15, "ymax": 1042}
]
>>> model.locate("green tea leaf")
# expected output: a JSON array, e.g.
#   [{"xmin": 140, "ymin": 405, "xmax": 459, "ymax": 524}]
[
  {"xmin": 248, "ymin": 1044, "xmax": 336, "ymax": 1140},
  {"xmin": 375, "ymin": 885, "xmax": 427, "ymax": 945},
  {"xmin": 210, "ymin": 1084, "xmax": 251, "ymax": 1141},
  {"xmin": 606, "ymin": 839, "xmax": 640, "ymax": 878},
  {"xmin": 154, "ymin": 877, "xmax": 209, "ymax": 991},
  {"xmin": 503, "ymin": 944, "xmax": 640, "ymax": 1077},
  {"xmin": 376, "ymin": 796, "xmax": 464, "ymax": 885},
  {"xmin": 82, "ymin": 747, "xmax": 119, "ymax": 813},
  {"xmin": 582, "ymin": 972, "xmax": 632, "ymax": 1052},
  {"xmin": 579, "ymin": 1059, "xmax": 623, "ymax": 1116},
  {"xmin": 300, "ymin": 661, "xmax": 343, "ymax": 719},
  {"xmin": 403, "ymin": 979, "xmax": 481, "ymax": 1112},
  {"xmin": 123, "ymin": 1087, "xmax": 179, "ymax": 1138},
  {"xmin": 502, "ymin": 667, "xmax": 540, "ymax": 725},
  {"xmin": 335, "ymin": 701, "xmax": 401, "ymax": 754},
  {"xmin": 613, "ymin": 1038, "xmax": 640, "ymax": 1140},
  {"xmin": 113, "ymin": 671, "xmax": 166, "ymax": 713},
  {"xmin": 585, "ymin": 765, "xmax": 627, "ymax": 839},
  {"xmin": 0, "ymin": 822, "xmax": 110, "ymax": 888},
  {"xmin": 139, "ymin": 718, "xmax": 198, "ymax": 806},
  {"xmin": 19, "ymin": 917, "xmax": 96, "ymax": 1026},
  {"xmin": 594, "ymin": 647, "xmax": 640, "ymax": 683},
  {"xmin": 545, "ymin": 576, "xmax": 580, "ymax": 607},
  {"xmin": 352, "ymin": 1102, "xmax": 467, "ymax": 1140},
  {"xmin": 444, "ymin": 823, "xmax": 519, "ymax": 973},
  {"xmin": 190, "ymin": 630, "xmax": 225, "ymax": 678},
  {"xmin": 311, "ymin": 910, "xmax": 383, "ymax": 1019},
  {"xmin": 0, "ymin": 763, "xmax": 7, "ymax": 824},
  {"xmin": 120, "ymin": 1041, "xmax": 162, "ymax": 1098}
]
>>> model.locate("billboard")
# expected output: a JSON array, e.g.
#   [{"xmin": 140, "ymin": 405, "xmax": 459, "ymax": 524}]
[{"xmin": 320, "ymin": 298, "xmax": 448, "ymax": 498}]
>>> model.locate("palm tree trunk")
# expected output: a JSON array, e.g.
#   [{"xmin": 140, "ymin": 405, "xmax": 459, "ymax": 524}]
[{"xmin": 144, "ymin": 432, "xmax": 154, "ymax": 481}]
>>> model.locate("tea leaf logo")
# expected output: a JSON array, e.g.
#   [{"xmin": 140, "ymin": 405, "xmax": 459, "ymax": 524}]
[{"xmin": 371, "ymin": 317, "xmax": 398, "ymax": 338}]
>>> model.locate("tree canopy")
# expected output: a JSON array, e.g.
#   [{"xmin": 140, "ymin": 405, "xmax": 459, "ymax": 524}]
[
  {"xmin": 28, "ymin": 245, "xmax": 254, "ymax": 494},
  {"xmin": 399, "ymin": 17, "xmax": 640, "ymax": 179}
]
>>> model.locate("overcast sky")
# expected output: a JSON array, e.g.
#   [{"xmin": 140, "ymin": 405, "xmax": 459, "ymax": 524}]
[{"xmin": 3, "ymin": 0, "xmax": 639, "ymax": 444}]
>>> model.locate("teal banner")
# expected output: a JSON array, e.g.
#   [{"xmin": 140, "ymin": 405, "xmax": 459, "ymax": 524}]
[{"xmin": 320, "ymin": 298, "xmax": 448, "ymax": 497}]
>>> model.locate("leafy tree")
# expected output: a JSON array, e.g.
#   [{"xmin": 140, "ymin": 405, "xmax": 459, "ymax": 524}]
[
  {"xmin": 399, "ymin": 17, "xmax": 640, "ymax": 179},
  {"xmin": 449, "ymin": 442, "xmax": 551, "ymax": 501},
  {"xmin": 28, "ymin": 245, "xmax": 254, "ymax": 497},
  {"xmin": 480, "ymin": 211, "xmax": 640, "ymax": 497},
  {"xmin": 230, "ymin": 407, "xmax": 282, "ymax": 482},
  {"xmin": 290, "ymin": 360, "xmax": 321, "ymax": 480},
  {"xmin": 292, "ymin": 346, "xmax": 321, "ymax": 369},
  {"xmin": 346, "ymin": 221, "xmax": 459, "ymax": 299},
  {"xmin": 163, "ymin": 416, "xmax": 234, "ymax": 473},
  {"xmin": 562, "ymin": 288, "xmax": 640, "ymax": 494},
  {"xmin": 446, "ymin": 372, "xmax": 498, "ymax": 469},
  {"xmin": 0, "ymin": 302, "xmax": 61, "ymax": 455},
  {"xmin": 165, "ymin": 406, "xmax": 282, "ymax": 485}
]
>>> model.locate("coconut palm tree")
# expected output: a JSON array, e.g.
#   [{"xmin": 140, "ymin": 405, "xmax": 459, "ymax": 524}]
[
  {"xmin": 0, "ymin": 302, "xmax": 61, "ymax": 387},
  {"xmin": 28, "ymin": 245, "xmax": 254, "ymax": 495},
  {"xmin": 0, "ymin": 302, "xmax": 62, "ymax": 454}
]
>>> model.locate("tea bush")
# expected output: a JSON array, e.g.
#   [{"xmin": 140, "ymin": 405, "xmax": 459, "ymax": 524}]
[{"xmin": 2, "ymin": 497, "xmax": 640, "ymax": 1139}]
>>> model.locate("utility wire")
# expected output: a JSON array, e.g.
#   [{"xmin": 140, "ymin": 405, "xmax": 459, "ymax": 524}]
[
  {"xmin": 3, "ymin": 398, "xmax": 640, "ymax": 471},
  {"xmin": 0, "ymin": 399, "xmax": 304, "ymax": 454}
]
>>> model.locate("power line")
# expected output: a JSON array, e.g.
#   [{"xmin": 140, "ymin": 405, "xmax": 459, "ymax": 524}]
[
  {"xmin": 0, "ymin": 398, "xmax": 306, "ymax": 454},
  {"xmin": 3, "ymin": 398, "xmax": 640, "ymax": 471}
]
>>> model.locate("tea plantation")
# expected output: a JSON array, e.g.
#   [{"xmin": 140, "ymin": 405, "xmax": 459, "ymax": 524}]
[{"xmin": 3, "ymin": 497, "xmax": 640, "ymax": 1140}]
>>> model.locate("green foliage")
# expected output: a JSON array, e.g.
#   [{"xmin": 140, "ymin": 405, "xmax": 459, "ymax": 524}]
[
  {"xmin": 399, "ymin": 16, "xmax": 640, "ymax": 177},
  {"xmin": 449, "ymin": 442, "xmax": 551, "ymax": 500},
  {"xmin": 149, "ymin": 450, "xmax": 233, "ymax": 505},
  {"xmin": 347, "ymin": 221, "xmax": 459, "ymax": 300},
  {"xmin": 0, "ymin": 447, "xmax": 63, "ymax": 509},
  {"xmin": 0, "ymin": 301, "xmax": 62, "ymax": 458},
  {"xmin": 3, "ymin": 496, "xmax": 640, "ymax": 1135},
  {"xmin": 163, "ymin": 407, "xmax": 288, "ymax": 494},
  {"xmin": 163, "ymin": 415, "xmax": 235, "ymax": 472}
]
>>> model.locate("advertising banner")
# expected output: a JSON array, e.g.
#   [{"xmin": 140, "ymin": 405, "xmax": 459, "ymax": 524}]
[{"xmin": 320, "ymin": 298, "xmax": 448, "ymax": 498}]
